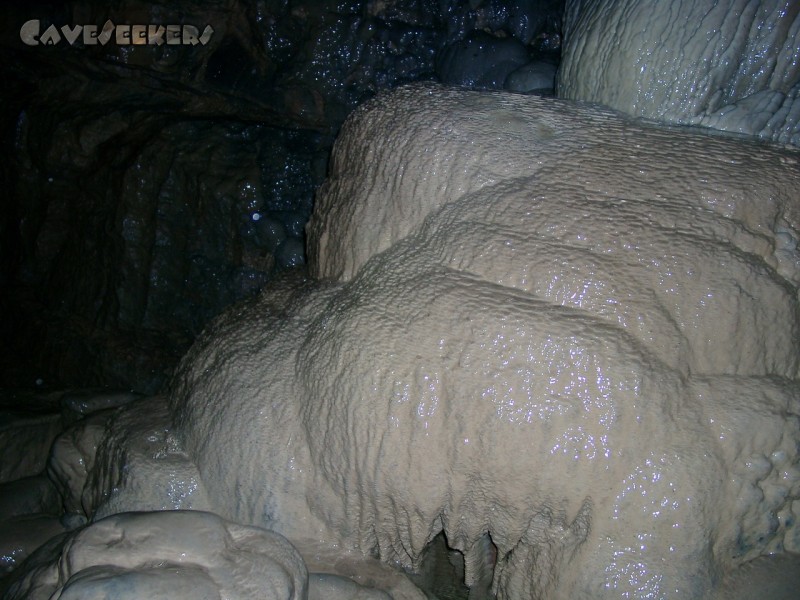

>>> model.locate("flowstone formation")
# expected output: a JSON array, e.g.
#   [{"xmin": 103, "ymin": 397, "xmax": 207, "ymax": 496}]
[
  {"xmin": 558, "ymin": 0, "xmax": 800, "ymax": 145},
  {"xmin": 7, "ymin": 511, "xmax": 309, "ymax": 600},
  {"xmin": 164, "ymin": 84, "xmax": 800, "ymax": 598},
  {"xmin": 3, "ymin": 84, "xmax": 800, "ymax": 599}
]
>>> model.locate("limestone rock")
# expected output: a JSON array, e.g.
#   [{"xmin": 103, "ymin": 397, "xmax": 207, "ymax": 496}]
[
  {"xmin": 1, "ymin": 0, "xmax": 562, "ymax": 393},
  {"xmin": 47, "ymin": 396, "xmax": 212, "ymax": 522},
  {"xmin": 173, "ymin": 85, "xmax": 800, "ymax": 598},
  {"xmin": 0, "ymin": 476, "xmax": 60, "ymax": 520},
  {"xmin": 0, "ymin": 515, "xmax": 65, "ymax": 578},
  {"xmin": 558, "ymin": 0, "xmax": 800, "ymax": 145},
  {"xmin": 0, "ymin": 391, "xmax": 64, "ymax": 484},
  {"xmin": 2, "ymin": 511, "xmax": 307, "ymax": 600}
]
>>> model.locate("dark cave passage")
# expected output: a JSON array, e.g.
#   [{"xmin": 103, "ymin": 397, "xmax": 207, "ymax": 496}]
[{"xmin": 0, "ymin": 0, "xmax": 565, "ymax": 395}]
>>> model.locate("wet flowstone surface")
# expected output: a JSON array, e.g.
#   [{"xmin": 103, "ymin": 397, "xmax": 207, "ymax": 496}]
[{"xmin": 2, "ymin": 2, "xmax": 798, "ymax": 599}]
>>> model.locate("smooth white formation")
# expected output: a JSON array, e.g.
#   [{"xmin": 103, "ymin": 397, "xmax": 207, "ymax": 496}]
[{"xmin": 558, "ymin": 0, "xmax": 800, "ymax": 146}]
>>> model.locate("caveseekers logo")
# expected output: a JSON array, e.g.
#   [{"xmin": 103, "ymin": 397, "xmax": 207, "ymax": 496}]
[{"xmin": 20, "ymin": 19, "xmax": 214, "ymax": 46}]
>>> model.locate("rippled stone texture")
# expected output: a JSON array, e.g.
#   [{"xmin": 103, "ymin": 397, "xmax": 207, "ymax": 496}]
[{"xmin": 171, "ymin": 84, "xmax": 800, "ymax": 598}]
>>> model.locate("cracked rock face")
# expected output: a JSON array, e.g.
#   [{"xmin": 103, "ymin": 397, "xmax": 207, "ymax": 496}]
[{"xmin": 168, "ymin": 84, "xmax": 800, "ymax": 598}]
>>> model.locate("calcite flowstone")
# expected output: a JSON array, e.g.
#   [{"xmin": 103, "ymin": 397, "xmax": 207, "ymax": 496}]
[
  {"xmin": 0, "ymin": 390, "xmax": 426, "ymax": 599},
  {"xmin": 46, "ymin": 396, "xmax": 213, "ymax": 523},
  {"xmin": 167, "ymin": 84, "xmax": 800, "ymax": 598},
  {"xmin": 7, "ymin": 84, "xmax": 797, "ymax": 600},
  {"xmin": 2, "ymin": 511, "xmax": 307, "ymax": 600},
  {"xmin": 558, "ymin": 0, "xmax": 800, "ymax": 145}
]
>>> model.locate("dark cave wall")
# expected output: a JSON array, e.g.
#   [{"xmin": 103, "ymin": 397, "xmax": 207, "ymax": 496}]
[{"xmin": 0, "ymin": 0, "xmax": 564, "ymax": 393}]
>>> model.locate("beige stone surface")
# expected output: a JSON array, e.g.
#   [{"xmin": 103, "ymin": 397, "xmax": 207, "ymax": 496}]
[
  {"xmin": 3, "ymin": 511, "xmax": 307, "ymax": 600},
  {"xmin": 47, "ymin": 396, "xmax": 213, "ymax": 522},
  {"xmin": 170, "ymin": 85, "xmax": 800, "ymax": 598},
  {"xmin": 558, "ymin": 0, "xmax": 800, "ymax": 145}
]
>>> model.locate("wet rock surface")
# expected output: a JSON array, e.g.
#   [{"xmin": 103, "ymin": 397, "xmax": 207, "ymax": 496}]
[
  {"xmin": 0, "ymin": 0, "xmax": 563, "ymax": 394},
  {"xmin": 558, "ymin": 0, "xmax": 800, "ymax": 144},
  {"xmin": 4, "ymin": 2, "xmax": 797, "ymax": 598},
  {"xmin": 173, "ymin": 84, "xmax": 800, "ymax": 599},
  {"xmin": 0, "ymin": 387, "xmax": 432, "ymax": 598},
  {"xmin": 3, "ymin": 510, "xmax": 309, "ymax": 600},
  {"xmin": 0, "ymin": 387, "xmax": 135, "ymax": 580}
]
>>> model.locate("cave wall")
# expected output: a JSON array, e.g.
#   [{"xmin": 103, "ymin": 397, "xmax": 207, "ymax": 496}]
[
  {"xmin": 558, "ymin": 0, "xmax": 800, "ymax": 144},
  {"xmin": 0, "ymin": 0, "xmax": 564, "ymax": 393}
]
